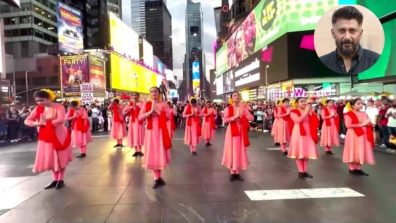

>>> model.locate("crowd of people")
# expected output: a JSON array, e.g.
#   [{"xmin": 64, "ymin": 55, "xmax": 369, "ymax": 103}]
[
  {"xmin": 7, "ymin": 86, "xmax": 396, "ymax": 190},
  {"xmin": 2, "ymin": 96, "xmax": 396, "ymax": 153}
]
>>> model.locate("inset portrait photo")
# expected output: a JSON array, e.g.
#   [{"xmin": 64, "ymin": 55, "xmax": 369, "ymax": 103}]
[{"xmin": 314, "ymin": 5, "xmax": 384, "ymax": 75}]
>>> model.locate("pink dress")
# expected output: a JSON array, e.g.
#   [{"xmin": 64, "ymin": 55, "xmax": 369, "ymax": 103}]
[
  {"xmin": 343, "ymin": 112, "xmax": 375, "ymax": 165},
  {"xmin": 222, "ymin": 105, "xmax": 254, "ymax": 171},
  {"xmin": 124, "ymin": 103, "xmax": 145, "ymax": 148},
  {"xmin": 66, "ymin": 107, "xmax": 92, "ymax": 148},
  {"xmin": 25, "ymin": 104, "xmax": 73, "ymax": 173},
  {"xmin": 109, "ymin": 104, "xmax": 126, "ymax": 140},
  {"xmin": 139, "ymin": 102, "xmax": 171, "ymax": 170},
  {"xmin": 274, "ymin": 107, "xmax": 291, "ymax": 144},
  {"xmin": 201, "ymin": 107, "xmax": 216, "ymax": 141},
  {"xmin": 320, "ymin": 109, "xmax": 340, "ymax": 147},
  {"xmin": 167, "ymin": 109, "xmax": 176, "ymax": 139},
  {"xmin": 288, "ymin": 111, "xmax": 319, "ymax": 160},
  {"xmin": 183, "ymin": 106, "xmax": 201, "ymax": 147},
  {"xmin": 271, "ymin": 108, "xmax": 279, "ymax": 140}
]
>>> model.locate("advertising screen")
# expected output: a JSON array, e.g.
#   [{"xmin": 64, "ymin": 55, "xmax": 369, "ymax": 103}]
[
  {"xmin": 60, "ymin": 55, "xmax": 89, "ymax": 96},
  {"xmin": 215, "ymin": 74, "xmax": 224, "ymax": 96},
  {"xmin": 192, "ymin": 61, "xmax": 200, "ymax": 97},
  {"xmin": 216, "ymin": 45, "xmax": 228, "ymax": 75},
  {"xmin": 57, "ymin": 2, "xmax": 83, "ymax": 54},
  {"xmin": 88, "ymin": 56, "xmax": 106, "ymax": 96},
  {"xmin": 354, "ymin": 0, "xmax": 396, "ymax": 80},
  {"xmin": 143, "ymin": 39, "xmax": 154, "ymax": 68},
  {"xmin": 293, "ymin": 83, "xmax": 338, "ymax": 97},
  {"xmin": 223, "ymin": 69, "xmax": 235, "ymax": 94},
  {"xmin": 217, "ymin": 0, "xmax": 338, "ymax": 73},
  {"xmin": 234, "ymin": 52, "xmax": 261, "ymax": 90},
  {"xmin": 109, "ymin": 12, "xmax": 139, "ymax": 61},
  {"xmin": 110, "ymin": 53, "xmax": 157, "ymax": 93}
]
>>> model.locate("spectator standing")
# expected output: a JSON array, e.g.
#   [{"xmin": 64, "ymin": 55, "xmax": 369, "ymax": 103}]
[
  {"xmin": 365, "ymin": 99, "xmax": 379, "ymax": 144},
  {"xmin": 378, "ymin": 99, "xmax": 390, "ymax": 148},
  {"xmin": 386, "ymin": 100, "xmax": 396, "ymax": 152},
  {"xmin": 6, "ymin": 105, "xmax": 20, "ymax": 142},
  {"xmin": 91, "ymin": 105, "xmax": 100, "ymax": 132}
]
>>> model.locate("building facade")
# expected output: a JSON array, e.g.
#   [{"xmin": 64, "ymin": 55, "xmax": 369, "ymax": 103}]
[
  {"xmin": 0, "ymin": 0, "xmax": 58, "ymax": 58},
  {"xmin": 184, "ymin": 0, "xmax": 205, "ymax": 98},
  {"xmin": 121, "ymin": 0, "xmax": 148, "ymax": 37},
  {"xmin": 145, "ymin": 0, "xmax": 172, "ymax": 69}
]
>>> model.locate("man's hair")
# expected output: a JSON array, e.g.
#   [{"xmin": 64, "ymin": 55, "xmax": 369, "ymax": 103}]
[{"xmin": 332, "ymin": 6, "xmax": 363, "ymax": 25}]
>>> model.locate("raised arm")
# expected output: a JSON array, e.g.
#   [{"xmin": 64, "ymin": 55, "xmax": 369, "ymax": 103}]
[
  {"xmin": 290, "ymin": 110, "xmax": 310, "ymax": 123},
  {"xmin": 244, "ymin": 107, "xmax": 254, "ymax": 121},
  {"xmin": 321, "ymin": 109, "xmax": 332, "ymax": 120},
  {"xmin": 123, "ymin": 104, "xmax": 132, "ymax": 115},
  {"xmin": 223, "ymin": 107, "xmax": 233, "ymax": 124},
  {"xmin": 65, "ymin": 108, "xmax": 75, "ymax": 121},
  {"xmin": 182, "ymin": 106, "xmax": 190, "ymax": 118}
]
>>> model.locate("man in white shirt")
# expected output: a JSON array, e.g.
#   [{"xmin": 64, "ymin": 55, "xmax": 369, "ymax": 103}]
[
  {"xmin": 91, "ymin": 105, "xmax": 100, "ymax": 132},
  {"xmin": 386, "ymin": 101, "xmax": 396, "ymax": 135}
]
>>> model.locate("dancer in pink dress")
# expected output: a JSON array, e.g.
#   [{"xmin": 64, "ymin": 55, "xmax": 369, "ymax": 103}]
[
  {"xmin": 183, "ymin": 98, "xmax": 202, "ymax": 155},
  {"xmin": 139, "ymin": 87, "xmax": 172, "ymax": 189},
  {"xmin": 201, "ymin": 100, "xmax": 216, "ymax": 146},
  {"xmin": 24, "ymin": 89, "xmax": 72, "ymax": 189},
  {"xmin": 222, "ymin": 92, "xmax": 254, "ymax": 181},
  {"xmin": 66, "ymin": 100, "xmax": 92, "ymax": 158},
  {"xmin": 166, "ymin": 101, "xmax": 176, "ymax": 139},
  {"xmin": 343, "ymin": 98, "xmax": 375, "ymax": 176},
  {"xmin": 123, "ymin": 93, "xmax": 145, "ymax": 157},
  {"xmin": 275, "ymin": 98, "xmax": 293, "ymax": 156},
  {"xmin": 320, "ymin": 99, "xmax": 340, "ymax": 155},
  {"xmin": 271, "ymin": 101, "xmax": 281, "ymax": 145},
  {"xmin": 288, "ymin": 97, "xmax": 320, "ymax": 179},
  {"xmin": 108, "ymin": 98, "xmax": 126, "ymax": 148}
]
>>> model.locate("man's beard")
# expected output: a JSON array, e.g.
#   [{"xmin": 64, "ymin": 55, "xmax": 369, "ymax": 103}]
[{"xmin": 336, "ymin": 39, "xmax": 358, "ymax": 58}]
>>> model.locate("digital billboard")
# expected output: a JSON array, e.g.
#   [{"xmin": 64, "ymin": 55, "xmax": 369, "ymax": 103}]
[
  {"xmin": 109, "ymin": 12, "xmax": 139, "ymax": 61},
  {"xmin": 60, "ymin": 55, "xmax": 89, "ymax": 96},
  {"xmin": 110, "ymin": 53, "xmax": 157, "ymax": 94},
  {"xmin": 234, "ymin": 52, "xmax": 261, "ymax": 90},
  {"xmin": 143, "ymin": 39, "xmax": 154, "ymax": 68},
  {"xmin": 192, "ymin": 61, "xmax": 200, "ymax": 97},
  {"xmin": 57, "ymin": 2, "xmax": 83, "ymax": 54},
  {"xmin": 216, "ymin": 0, "xmax": 338, "ymax": 73},
  {"xmin": 216, "ymin": 45, "xmax": 227, "ymax": 75},
  {"xmin": 353, "ymin": 0, "xmax": 396, "ymax": 80},
  {"xmin": 88, "ymin": 56, "xmax": 106, "ymax": 96}
]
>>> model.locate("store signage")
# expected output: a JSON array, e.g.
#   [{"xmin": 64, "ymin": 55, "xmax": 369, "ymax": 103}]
[
  {"xmin": 215, "ymin": 75, "xmax": 224, "ymax": 95},
  {"xmin": 60, "ymin": 54, "xmax": 89, "ymax": 96},
  {"xmin": 234, "ymin": 57, "xmax": 261, "ymax": 88}
]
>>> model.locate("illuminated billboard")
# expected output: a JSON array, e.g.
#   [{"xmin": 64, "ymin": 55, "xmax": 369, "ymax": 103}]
[
  {"xmin": 216, "ymin": 0, "xmax": 338, "ymax": 73},
  {"xmin": 60, "ymin": 55, "xmax": 89, "ymax": 96},
  {"xmin": 109, "ymin": 13, "xmax": 139, "ymax": 61},
  {"xmin": 88, "ymin": 56, "xmax": 106, "ymax": 96},
  {"xmin": 57, "ymin": 2, "xmax": 83, "ymax": 54},
  {"xmin": 110, "ymin": 53, "xmax": 157, "ymax": 93},
  {"xmin": 143, "ymin": 39, "xmax": 154, "ymax": 68},
  {"xmin": 192, "ymin": 61, "xmax": 200, "ymax": 97}
]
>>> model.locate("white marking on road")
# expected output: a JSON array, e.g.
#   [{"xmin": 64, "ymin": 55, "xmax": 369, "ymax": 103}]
[
  {"xmin": 244, "ymin": 188, "xmax": 364, "ymax": 201},
  {"xmin": 92, "ymin": 135, "xmax": 110, "ymax": 138},
  {"xmin": 266, "ymin": 147, "xmax": 281, "ymax": 151},
  {"xmin": 173, "ymin": 138, "xmax": 184, "ymax": 141}
]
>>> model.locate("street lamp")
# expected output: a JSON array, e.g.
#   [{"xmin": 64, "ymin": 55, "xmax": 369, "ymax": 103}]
[{"xmin": 265, "ymin": 65, "xmax": 270, "ymax": 86}]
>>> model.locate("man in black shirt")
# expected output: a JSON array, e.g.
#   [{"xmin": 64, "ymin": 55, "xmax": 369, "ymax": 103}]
[{"xmin": 319, "ymin": 6, "xmax": 380, "ymax": 74}]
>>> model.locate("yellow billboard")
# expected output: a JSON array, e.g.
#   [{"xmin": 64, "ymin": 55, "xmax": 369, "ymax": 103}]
[
  {"xmin": 109, "ymin": 12, "xmax": 139, "ymax": 60},
  {"xmin": 111, "ymin": 53, "xmax": 157, "ymax": 93}
]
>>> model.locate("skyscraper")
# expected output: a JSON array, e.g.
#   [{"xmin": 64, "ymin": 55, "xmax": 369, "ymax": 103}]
[
  {"xmin": 184, "ymin": 0, "xmax": 205, "ymax": 98},
  {"xmin": 0, "ymin": 0, "xmax": 58, "ymax": 58},
  {"xmin": 121, "ymin": 0, "xmax": 148, "ymax": 37},
  {"xmin": 145, "ymin": 0, "xmax": 172, "ymax": 69}
]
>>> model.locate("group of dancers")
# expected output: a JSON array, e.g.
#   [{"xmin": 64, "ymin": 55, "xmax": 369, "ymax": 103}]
[
  {"xmin": 272, "ymin": 97, "xmax": 375, "ymax": 178},
  {"xmin": 25, "ymin": 88, "xmax": 375, "ymax": 190}
]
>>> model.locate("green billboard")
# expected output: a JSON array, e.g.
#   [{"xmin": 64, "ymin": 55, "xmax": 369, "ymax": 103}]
[{"xmin": 216, "ymin": 0, "xmax": 339, "ymax": 74}]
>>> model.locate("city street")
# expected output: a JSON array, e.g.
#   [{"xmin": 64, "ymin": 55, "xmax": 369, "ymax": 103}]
[{"xmin": 0, "ymin": 129, "xmax": 395, "ymax": 223}]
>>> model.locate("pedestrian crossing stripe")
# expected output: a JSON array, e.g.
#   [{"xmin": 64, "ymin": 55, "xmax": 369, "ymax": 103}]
[
  {"xmin": 266, "ymin": 147, "xmax": 281, "ymax": 151},
  {"xmin": 244, "ymin": 188, "xmax": 364, "ymax": 201}
]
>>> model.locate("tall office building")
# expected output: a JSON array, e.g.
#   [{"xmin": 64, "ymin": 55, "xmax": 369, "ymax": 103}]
[
  {"xmin": 121, "ymin": 0, "xmax": 149, "ymax": 37},
  {"xmin": 0, "ymin": 0, "xmax": 58, "ymax": 58},
  {"xmin": 145, "ymin": 0, "xmax": 172, "ymax": 69},
  {"xmin": 184, "ymin": 0, "xmax": 205, "ymax": 97}
]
